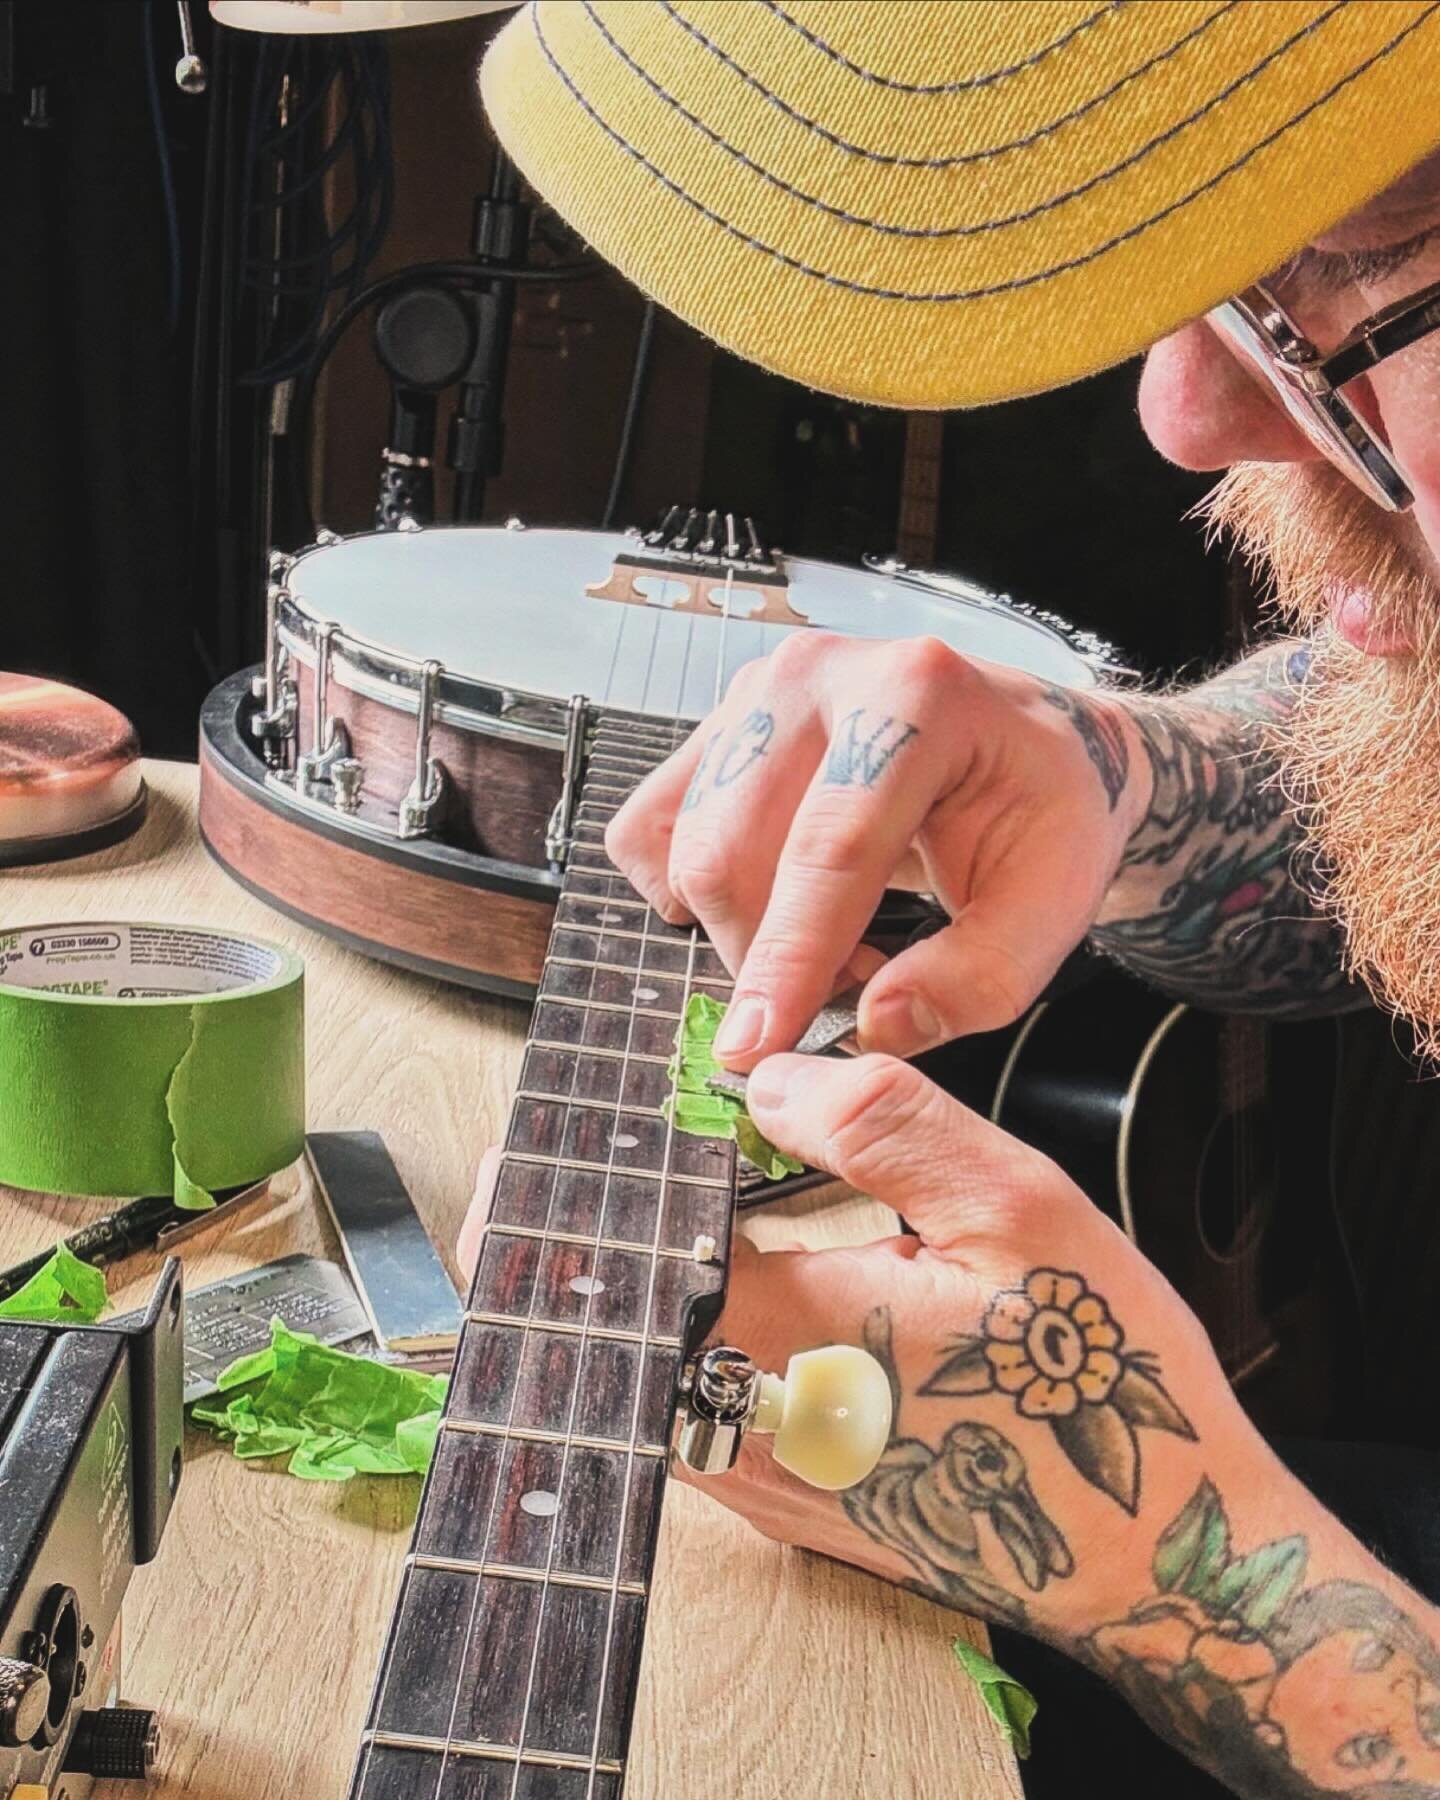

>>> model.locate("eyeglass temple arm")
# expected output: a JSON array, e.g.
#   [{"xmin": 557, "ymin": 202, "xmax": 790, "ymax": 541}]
[{"xmin": 1321, "ymin": 275, "xmax": 1440, "ymax": 388}]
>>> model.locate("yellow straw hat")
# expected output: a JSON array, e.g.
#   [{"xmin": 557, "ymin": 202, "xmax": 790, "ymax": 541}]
[{"xmin": 481, "ymin": 1, "xmax": 1440, "ymax": 408}]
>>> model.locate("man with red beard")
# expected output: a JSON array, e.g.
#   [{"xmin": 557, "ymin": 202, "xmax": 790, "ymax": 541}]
[{"xmin": 464, "ymin": 4, "xmax": 1440, "ymax": 1794}]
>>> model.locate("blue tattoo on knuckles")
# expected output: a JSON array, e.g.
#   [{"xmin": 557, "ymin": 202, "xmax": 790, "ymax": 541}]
[
  {"xmin": 824, "ymin": 709, "xmax": 920, "ymax": 788},
  {"xmin": 681, "ymin": 730, "xmax": 722, "ymax": 812},
  {"xmin": 684, "ymin": 710, "xmax": 775, "ymax": 809},
  {"xmin": 712, "ymin": 710, "xmax": 775, "ymax": 788}
]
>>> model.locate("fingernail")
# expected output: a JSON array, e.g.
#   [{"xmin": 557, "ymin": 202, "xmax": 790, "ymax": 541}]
[
  {"xmin": 715, "ymin": 995, "xmax": 767, "ymax": 1059},
  {"xmin": 745, "ymin": 1054, "xmax": 823, "ymax": 1112},
  {"xmin": 863, "ymin": 991, "xmax": 943, "ymax": 1056}
]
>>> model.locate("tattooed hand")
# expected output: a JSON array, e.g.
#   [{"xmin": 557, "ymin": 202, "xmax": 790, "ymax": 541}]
[
  {"xmin": 464, "ymin": 1052, "xmax": 1223, "ymax": 1635},
  {"xmin": 459, "ymin": 1055, "xmax": 1440, "ymax": 1795},
  {"xmin": 604, "ymin": 631, "xmax": 1149, "ymax": 1064}
]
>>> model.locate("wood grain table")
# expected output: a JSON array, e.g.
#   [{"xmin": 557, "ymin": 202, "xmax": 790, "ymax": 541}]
[{"xmin": 0, "ymin": 761, "xmax": 1021, "ymax": 1800}]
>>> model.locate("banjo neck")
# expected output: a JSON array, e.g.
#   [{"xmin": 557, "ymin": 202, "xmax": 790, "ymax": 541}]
[{"xmin": 348, "ymin": 708, "xmax": 737, "ymax": 1800}]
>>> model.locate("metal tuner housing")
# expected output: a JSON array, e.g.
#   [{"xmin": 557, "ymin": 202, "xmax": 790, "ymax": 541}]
[{"xmin": 677, "ymin": 1343, "xmax": 893, "ymax": 1493}]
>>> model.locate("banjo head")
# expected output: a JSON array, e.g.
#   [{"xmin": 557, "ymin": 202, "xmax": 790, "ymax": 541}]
[
  {"xmin": 0, "ymin": 674, "xmax": 145, "ymax": 867},
  {"xmin": 282, "ymin": 526, "xmax": 1110, "ymax": 726}
]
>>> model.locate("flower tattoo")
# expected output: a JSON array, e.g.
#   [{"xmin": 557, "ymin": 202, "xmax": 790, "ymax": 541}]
[{"xmin": 920, "ymin": 1268, "xmax": 1196, "ymax": 1514}]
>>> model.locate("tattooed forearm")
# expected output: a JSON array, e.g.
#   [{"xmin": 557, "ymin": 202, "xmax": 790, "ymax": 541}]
[
  {"xmin": 1092, "ymin": 640, "xmax": 1360, "ymax": 1016},
  {"xmin": 1043, "ymin": 686, "xmax": 1130, "ymax": 810},
  {"xmin": 823, "ymin": 709, "xmax": 919, "ymax": 788},
  {"xmin": 920, "ymin": 1269, "xmax": 1193, "ymax": 1516},
  {"xmin": 1081, "ymin": 1479, "xmax": 1440, "ymax": 1796},
  {"xmin": 840, "ymin": 1306, "xmax": 1072, "ymax": 1626}
]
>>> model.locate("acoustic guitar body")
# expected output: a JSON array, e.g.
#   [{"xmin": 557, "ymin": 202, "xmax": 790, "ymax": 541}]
[
  {"xmin": 0, "ymin": 674, "xmax": 146, "ymax": 868},
  {"xmin": 992, "ymin": 972, "xmax": 1343, "ymax": 1395}
]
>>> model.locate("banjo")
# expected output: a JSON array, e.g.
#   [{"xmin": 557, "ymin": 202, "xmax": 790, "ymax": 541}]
[
  {"xmin": 197, "ymin": 511, "xmax": 1121, "ymax": 997},
  {"xmin": 197, "ymin": 514, "xmax": 1120, "ymax": 1794}
]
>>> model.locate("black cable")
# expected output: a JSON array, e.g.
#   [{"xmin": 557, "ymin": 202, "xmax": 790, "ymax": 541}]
[
  {"xmin": 601, "ymin": 298, "xmax": 657, "ymax": 530},
  {"xmin": 286, "ymin": 257, "xmax": 600, "ymax": 539},
  {"xmin": 238, "ymin": 35, "xmax": 396, "ymax": 385}
]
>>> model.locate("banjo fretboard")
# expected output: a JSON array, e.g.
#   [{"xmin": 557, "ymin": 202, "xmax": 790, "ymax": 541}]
[{"xmin": 349, "ymin": 711, "xmax": 737, "ymax": 1800}]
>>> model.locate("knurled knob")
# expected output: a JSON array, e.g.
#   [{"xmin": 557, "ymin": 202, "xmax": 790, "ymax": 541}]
[
  {"xmin": 62, "ymin": 1706, "xmax": 159, "ymax": 1780},
  {"xmin": 0, "ymin": 1657, "xmax": 48, "ymax": 1746}
]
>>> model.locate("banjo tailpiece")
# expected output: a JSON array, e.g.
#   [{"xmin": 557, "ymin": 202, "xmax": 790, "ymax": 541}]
[{"xmin": 585, "ymin": 505, "xmax": 812, "ymax": 630}]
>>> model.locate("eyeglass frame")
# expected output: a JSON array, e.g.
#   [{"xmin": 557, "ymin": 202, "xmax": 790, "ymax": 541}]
[{"xmin": 1207, "ymin": 274, "xmax": 1440, "ymax": 513}]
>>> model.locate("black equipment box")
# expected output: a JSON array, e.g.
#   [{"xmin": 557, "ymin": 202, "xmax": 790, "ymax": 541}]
[{"xmin": 0, "ymin": 1260, "xmax": 184, "ymax": 1800}]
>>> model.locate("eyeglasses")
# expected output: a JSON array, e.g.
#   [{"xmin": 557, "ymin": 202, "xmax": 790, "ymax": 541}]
[{"xmin": 1208, "ymin": 276, "xmax": 1440, "ymax": 512}]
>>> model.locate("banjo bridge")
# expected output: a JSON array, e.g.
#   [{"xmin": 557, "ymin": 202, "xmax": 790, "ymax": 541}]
[{"xmin": 585, "ymin": 505, "xmax": 811, "ymax": 629}]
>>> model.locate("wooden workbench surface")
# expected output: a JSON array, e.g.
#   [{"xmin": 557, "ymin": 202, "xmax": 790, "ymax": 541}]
[{"xmin": 0, "ymin": 761, "xmax": 1021, "ymax": 1800}]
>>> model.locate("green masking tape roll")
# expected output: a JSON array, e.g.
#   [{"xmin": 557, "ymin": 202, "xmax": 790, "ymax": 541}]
[{"xmin": 0, "ymin": 922, "xmax": 305, "ymax": 1209}]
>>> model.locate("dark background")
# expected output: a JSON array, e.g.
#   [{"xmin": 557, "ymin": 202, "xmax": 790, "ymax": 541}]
[{"xmin": 2, "ymin": 2, "xmax": 1437, "ymax": 1449}]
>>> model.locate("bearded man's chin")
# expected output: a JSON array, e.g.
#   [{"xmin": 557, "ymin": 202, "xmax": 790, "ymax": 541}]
[
  {"xmin": 1200, "ymin": 462, "xmax": 1440, "ymax": 1060},
  {"xmin": 1278, "ymin": 642, "xmax": 1440, "ymax": 1061}
]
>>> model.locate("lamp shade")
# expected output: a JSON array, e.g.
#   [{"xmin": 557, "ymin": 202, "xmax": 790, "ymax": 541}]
[{"xmin": 210, "ymin": 2, "xmax": 517, "ymax": 34}]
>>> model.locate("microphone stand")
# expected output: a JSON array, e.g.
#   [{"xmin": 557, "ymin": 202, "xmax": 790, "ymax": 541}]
[{"xmin": 449, "ymin": 148, "xmax": 528, "ymax": 522}]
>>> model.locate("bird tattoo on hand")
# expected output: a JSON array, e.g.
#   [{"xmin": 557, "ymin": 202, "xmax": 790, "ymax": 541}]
[{"xmin": 841, "ymin": 1307, "xmax": 1074, "ymax": 1624}]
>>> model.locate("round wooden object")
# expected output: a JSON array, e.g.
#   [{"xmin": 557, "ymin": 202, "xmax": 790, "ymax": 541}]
[{"xmin": 0, "ymin": 674, "xmax": 146, "ymax": 866}]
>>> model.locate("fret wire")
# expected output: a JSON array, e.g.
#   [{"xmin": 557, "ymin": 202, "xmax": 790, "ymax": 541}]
[
  {"xmin": 538, "ymin": 993, "xmax": 684, "ymax": 1021},
  {"xmin": 549, "ymin": 919, "xmax": 687, "ymax": 944},
  {"xmin": 478, "ymin": 1218, "xmax": 707, "ymax": 1261},
  {"xmin": 441, "ymin": 1417, "xmax": 667, "ymax": 1458},
  {"xmin": 502, "ymin": 1150, "xmax": 730, "ymax": 1191},
  {"xmin": 365, "ymin": 1730, "xmax": 624, "ymax": 1777},
  {"xmin": 586, "ymin": 751, "xmax": 664, "ymax": 771},
  {"xmin": 557, "ymin": 894, "xmax": 649, "ymax": 914},
  {"xmin": 514, "ymin": 1088, "xmax": 666, "ymax": 1121},
  {"xmin": 593, "ymin": 725, "xmax": 681, "ymax": 746},
  {"xmin": 592, "ymin": 721, "xmax": 679, "ymax": 740},
  {"xmin": 463, "ymin": 1309, "xmax": 681, "ymax": 1350},
  {"xmin": 547, "ymin": 952, "xmax": 727, "ymax": 985},
  {"xmin": 529, "ymin": 1036, "xmax": 669, "ymax": 1066},
  {"xmin": 408, "ymin": 1553, "xmax": 648, "ymax": 1598}
]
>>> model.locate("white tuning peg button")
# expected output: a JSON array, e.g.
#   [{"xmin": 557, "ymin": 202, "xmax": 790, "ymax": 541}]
[{"xmin": 750, "ymin": 1345, "xmax": 893, "ymax": 1492}]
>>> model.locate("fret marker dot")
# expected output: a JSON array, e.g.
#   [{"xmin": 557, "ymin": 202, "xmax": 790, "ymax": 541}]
[
  {"xmin": 633, "ymin": 986, "xmax": 660, "ymax": 1003},
  {"xmin": 596, "ymin": 909, "xmax": 624, "ymax": 923},
  {"xmin": 569, "ymin": 1274, "xmax": 606, "ymax": 1298},
  {"xmin": 612, "ymin": 1131, "xmax": 639, "ymax": 1149},
  {"xmin": 520, "ymin": 1489, "xmax": 560, "ymax": 1518}
]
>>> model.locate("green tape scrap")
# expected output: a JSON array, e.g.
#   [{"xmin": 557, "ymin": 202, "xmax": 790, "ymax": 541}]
[
  {"xmin": 0, "ymin": 1246, "xmax": 109, "ymax": 1324},
  {"xmin": 952, "ymin": 1639, "xmax": 1038, "ymax": 1760},
  {"xmin": 190, "ymin": 1318, "xmax": 447, "ymax": 1482},
  {"xmin": 663, "ymin": 993, "xmax": 802, "ymax": 1181}
]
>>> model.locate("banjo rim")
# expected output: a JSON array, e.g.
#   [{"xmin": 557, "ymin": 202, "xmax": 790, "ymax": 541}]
[{"xmin": 273, "ymin": 524, "xmax": 1128, "ymax": 751}]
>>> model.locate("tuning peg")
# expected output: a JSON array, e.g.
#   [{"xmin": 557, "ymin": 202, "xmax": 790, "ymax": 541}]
[{"xmin": 676, "ymin": 1343, "xmax": 892, "ymax": 1492}]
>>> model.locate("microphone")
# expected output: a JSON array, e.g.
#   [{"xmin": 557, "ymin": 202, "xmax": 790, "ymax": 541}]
[{"xmin": 371, "ymin": 285, "xmax": 475, "ymax": 530}]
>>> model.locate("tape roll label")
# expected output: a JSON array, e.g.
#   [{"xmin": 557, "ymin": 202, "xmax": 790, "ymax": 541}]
[{"xmin": 2, "ymin": 923, "xmax": 285, "ymax": 998}]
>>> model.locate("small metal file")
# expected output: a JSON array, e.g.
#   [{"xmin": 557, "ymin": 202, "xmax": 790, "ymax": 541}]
[{"xmin": 306, "ymin": 1130, "xmax": 463, "ymax": 1355}]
